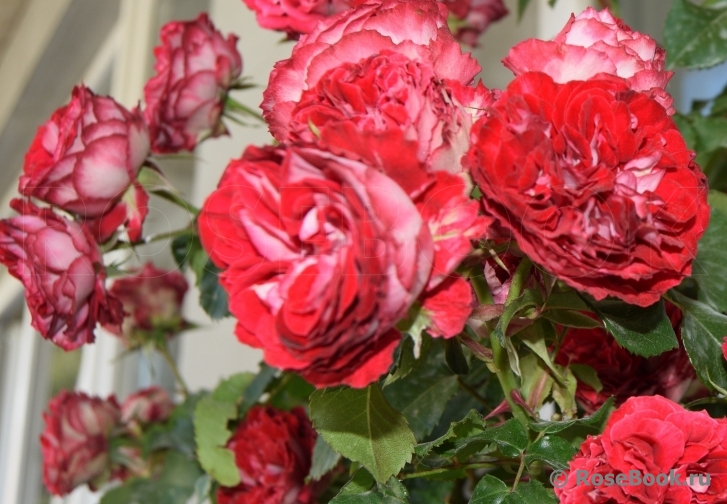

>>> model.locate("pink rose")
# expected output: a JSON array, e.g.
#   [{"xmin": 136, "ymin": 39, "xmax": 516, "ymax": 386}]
[
  {"xmin": 0, "ymin": 199, "xmax": 123, "ymax": 350},
  {"xmin": 40, "ymin": 391, "xmax": 122, "ymax": 496},
  {"xmin": 199, "ymin": 145, "xmax": 433, "ymax": 388},
  {"xmin": 103, "ymin": 262, "xmax": 189, "ymax": 347},
  {"xmin": 262, "ymin": 0, "xmax": 485, "ymax": 171},
  {"xmin": 504, "ymin": 8, "xmax": 674, "ymax": 113},
  {"xmin": 443, "ymin": 0, "xmax": 508, "ymax": 46},
  {"xmin": 19, "ymin": 85, "xmax": 150, "ymax": 226},
  {"xmin": 121, "ymin": 386, "xmax": 174, "ymax": 426},
  {"xmin": 217, "ymin": 406, "xmax": 318, "ymax": 504},
  {"xmin": 556, "ymin": 396, "xmax": 727, "ymax": 503},
  {"xmin": 465, "ymin": 73, "xmax": 709, "ymax": 306},
  {"xmin": 242, "ymin": 0, "xmax": 351, "ymax": 39},
  {"xmin": 144, "ymin": 13, "xmax": 243, "ymax": 153}
]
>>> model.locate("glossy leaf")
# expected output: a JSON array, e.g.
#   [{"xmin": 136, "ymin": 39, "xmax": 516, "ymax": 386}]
[
  {"xmin": 310, "ymin": 385, "xmax": 416, "ymax": 483},
  {"xmin": 665, "ymin": 0, "xmax": 727, "ymax": 69}
]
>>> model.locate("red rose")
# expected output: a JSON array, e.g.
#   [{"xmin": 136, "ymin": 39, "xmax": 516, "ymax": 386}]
[
  {"xmin": 0, "ymin": 199, "xmax": 123, "ymax": 350},
  {"xmin": 262, "ymin": 0, "xmax": 484, "ymax": 165},
  {"xmin": 556, "ymin": 302, "xmax": 698, "ymax": 413},
  {"xmin": 40, "ymin": 391, "xmax": 122, "ymax": 496},
  {"xmin": 556, "ymin": 396, "xmax": 727, "ymax": 503},
  {"xmin": 217, "ymin": 406, "xmax": 317, "ymax": 504},
  {"xmin": 465, "ymin": 73, "xmax": 709, "ymax": 307},
  {"xmin": 19, "ymin": 85, "xmax": 150, "ymax": 227},
  {"xmin": 121, "ymin": 386, "xmax": 174, "ymax": 426},
  {"xmin": 103, "ymin": 262, "xmax": 188, "ymax": 347},
  {"xmin": 144, "ymin": 13, "xmax": 242, "ymax": 153},
  {"xmin": 242, "ymin": 0, "xmax": 351, "ymax": 39},
  {"xmin": 199, "ymin": 145, "xmax": 433, "ymax": 387},
  {"xmin": 442, "ymin": 0, "xmax": 508, "ymax": 46},
  {"xmin": 503, "ymin": 7, "xmax": 674, "ymax": 113}
]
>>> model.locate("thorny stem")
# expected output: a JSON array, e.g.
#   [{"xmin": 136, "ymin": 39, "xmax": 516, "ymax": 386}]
[
  {"xmin": 158, "ymin": 345, "xmax": 190, "ymax": 398},
  {"xmin": 400, "ymin": 462, "xmax": 501, "ymax": 480}
]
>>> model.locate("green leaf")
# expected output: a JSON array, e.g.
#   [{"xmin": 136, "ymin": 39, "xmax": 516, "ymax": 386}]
[
  {"xmin": 414, "ymin": 409, "xmax": 485, "ymax": 458},
  {"xmin": 143, "ymin": 393, "xmax": 202, "ymax": 457},
  {"xmin": 309, "ymin": 436, "xmax": 341, "ymax": 481},
  {"xmin": 693, "ymin": 191, "xmax": 727, "ymax": 312},
  {"xmin": 330, "ymin": 471, "xmax": 409, "ymax": 504},
  {"xmin": 544, "ymin": 290, "xmax": 591, "ymax": 312},
  {"xmin": 584, "ymin": 297, "xmax": 678, "ymax": 357},
  {"xmin": 384, "ymin": 342, "xmax": 458, "ymax": 440},
  {"xmin": 194, "ymin": 373, "xmax": 256, "ymax": 486},
  {"xmin": 542, "ymin": 310, "xmax": 602, "ymax": 329},
  {"xmin": 310, "ymin": 385, "xmax": 416, "ymax": 483},
  {"xmin": 443, "ymin": 337, "xmax": 469, "ymax": 375},
  {"xmin": 517, "ymin": 0, "xmax": 532, "ymax": 20},
  {"xmin": 569, "ymin": 364, "xmax": 603, "ymax": 394},
  {"xmin": 519, "ymin": 320, "xmax": 562, "ymax": 378},
  {"xmin": 100, "ymin": 452, "xmax": 202, "ymax": 504},
  {"xmin": 551, "ymin": 366, "xmax": 578, "ymax": 420},
  {"xmin": 404, "ymin": 479, "xmax": 453, "ymax": 504},
  {"xmin": 493, "ymin": 289, "xmax": 543, "ymax": 345},
  {"xmin": 475, "ymin": 419, "xmax": 529, "ymax": 458},
  {"xmin": 470, "ymin": 475, "xmax": 513, "ymax": 504},
  {"xmin": 530, "ymin": 396, "xmax": 615, "ymax": 434},
  {"xmin": 239, "ymin": 363, "xmax": 277, "ymax": 414},
  {"xmin": 524, "ymin": 435, "xmax": 577, "ymax": 470},
  {"xmin": 670, "ymin": 290, "xmax": 727, "ymax": 393},
  {"xmin": 515, "ymin": 480, "xmax": 558, "ymax": 503},
  {"xmin": 198, "ymin": 257, "xmax": 230, "ymax": 320},
  {"xmin": 520, "ymin": 354, "xmax": 554, "ymax": 412},
  {"xmin": 665, "ymin": 0, "xmax": 727, "ymax": 69}
]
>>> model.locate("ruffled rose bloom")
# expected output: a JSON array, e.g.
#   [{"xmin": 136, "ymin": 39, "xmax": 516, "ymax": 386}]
[
  {"xmin": 0, "ymin": 199, "xmax": 123, "ymax": 350},
  {"xmin": 103, "ymin": 262, "xmax": 188, "ymax": 347},
  {"xmin": 442, "ymin": 0, "xmax": 508, "ymax": 46},
  {"xmin": 19, "ymin": 85, "xmax": 150, "ymax": 241},
  {"xmin": 121, "ymin": 386, "xmax": 174, "ymax": 426},
  {"xmin": 199, "ymin": 145, "xmax": 433, "ymax": 388},
  {"xmin": 465, "ymin": 73, "xmax": 709, "ymax": 307},
  {"xmin": 556, "ymin": 302, "xmax": 697, "ymax": 413},
  {"xmin": 217, "ymin": 406, "xmax": 317, "ymax": 504},
  {"xmin": 262, "ymin": 0, "xmax": 493, "ymax": 175},
  {"xmin": 144, "ymin": 13, "xmax": 242, "ymax": 153},
  {"xmin": 40, "ymin": 391, "xmax": 122, "ymax": 496},
  {"xmin": 556, "ymin": 396, "xmax": 727, "ymax": 503},
  {"xmin": 503, "ymin": 7, "xmax": 674, "ymax": 113}
]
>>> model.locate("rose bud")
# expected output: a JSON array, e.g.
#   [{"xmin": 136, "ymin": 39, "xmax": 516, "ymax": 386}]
[
  {"xmin": 503, "ymin": 7, "xmax": 674, "ymax": 113},
  {"xmin": 466, "ymin": 73, "xmax": 709, "ymax": 307},
  {"xmin": 19, "ymin": 85, "xmax": 150, "ymax": 223},
  {"xmin": 216, "ymin": 406, "xmax": 318, "ymax": 504},
  {"xmin": 102, "ymin": 262, "xmax": 189, "ymax": 348},
  {"xmin": 556, "ymin": 396, "xmax": 727, "ymax": 503},
  {"xmin": 199, "ymin": 145, "xmax": 433, "ymax": 388},
  {"xmin": 40, "ymin": 391, "xmax": 122, "ymax": 496},
  {"xmin": 121, "ymin": 386, "xmax": 174, "ymax": 428},
  {"xmin": 0, "ymin": 199, "xmax": 123, "ymax": 350},
  {"xmin": 144, "ymin": 13, "xmax": 243, "ymax": 153}
]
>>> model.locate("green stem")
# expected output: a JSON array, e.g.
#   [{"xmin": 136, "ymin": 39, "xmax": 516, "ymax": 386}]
[
  {"xmin": 457, "ymin": 377, "xmax": 491, "ymax": 408},
  {"xmin": 158, "ymin": 345, "xmax": 190, "ymax": 398},
  {"xmin": 511, "ymin": 454, "xmax": 527, "ymax": 491},
  {"xmin": 491, "ymin": 257, "xmax": 533, "ymax": 428},
  {"xmin": 400, "ymin": 462, "xmax": 500, "ymax": 480}
]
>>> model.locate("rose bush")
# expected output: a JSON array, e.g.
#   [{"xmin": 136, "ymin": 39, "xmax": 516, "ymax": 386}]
[
  {"xmin": 466, "ymin": 72, "xmax": 709, "ymax": 306},
  {"xmin": 216, "ymin": 406, "xmax": 318, "ymax": 504},
  {"xmin": 0, "ymin": 199, "xmax": 123, "ymax": 350},
  {"xmin": 556, "ymin": 395, "xmax": 727, "ymax": 503},
  {"xmin": 144, "ymin": 13, "xmax": 243, "ymax": 153},
  {"xmin": 40, "ymin": 391, "xmax": 122, "ymax": 496},
  {"xmin": 503, "ymin": 7, "xmax": 674, "ymax": 113},
  {"xmin": 198, "ymin": 145, "xmax": 433, "ymax": 387}
]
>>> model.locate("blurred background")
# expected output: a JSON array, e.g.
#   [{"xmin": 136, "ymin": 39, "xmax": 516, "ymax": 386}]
[{"xmin": 0, "ymin": 0, "xmax": 721, "ymax": 502}]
